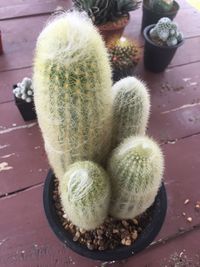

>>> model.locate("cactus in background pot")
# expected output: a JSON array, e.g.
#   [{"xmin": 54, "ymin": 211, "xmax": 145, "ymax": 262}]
[
  {"xmin": 72, "ymin": 0, "xmax": 140, "ymax": 25},
  {"xmin": 149, "ymin": 0, "xmax": 174, "ymax": 12},
  {"xmin": 13, "ymin": 77, "xmax": 34, "ymax": 103},
  {"xmin": 112, "ymin": 77, "xmax": 150, "ymax": 146},
  {"xmin": 60, "ymin": 161, "xmax": 110, "ymax": 230},
  {"xmin": 108, "ymin": 136, "xmax": 164, "ymax": 219},
  {"xmin": 149, "ymin": 17, "xmax": 183, "ymax": 46},
  {"xmin": 33, "ymin": 12, "xmax": 112, "ymax": 181}
]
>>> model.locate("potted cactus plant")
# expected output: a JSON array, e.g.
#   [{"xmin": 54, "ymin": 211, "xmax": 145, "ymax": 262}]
[
  {"xmin": 34, "ymin": 12, "xmax": 167, "ymax": 261},
  {"xmin": 143, "ymin": 17, "xmax": 184, "ymax": 72},
  {"xmin": 72, "ymin": 0, "xmax": 140, "ymax": 44},
  {"xmin": 108, "ymin": 37, "xmax": 141, "ymax": 82},
  {"xmin": 141, "ymin": 0, "xmax": 180, "ymax": 32},
  {"xmin": 13, "ymin": 77, "xmax": 36, "ymax": 121}
]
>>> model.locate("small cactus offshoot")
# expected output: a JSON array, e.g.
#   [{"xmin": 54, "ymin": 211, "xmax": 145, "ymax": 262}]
[
  {"xmin": 108, "ymin": 136, "xmax": 164, "ymax": 219},
  {"xmin": 60, "ymin": 161, "xmax": 110, "ymax": 230},
  {"xmin": 149, "ymin": 17, "xmax": 183, "ymax": 46},
  {"xmin": 149, "ymin": 0, "xmax": 174, "ymax": 12},
  {"xmin": 13, "ymin": 77, "xmax": 33, "ymax": 103},
  {"xmin": 108, "ymin": 37, "xmax": 140, "ymax": 74}
]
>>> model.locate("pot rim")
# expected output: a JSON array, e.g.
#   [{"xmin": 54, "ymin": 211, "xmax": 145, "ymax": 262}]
[
  {"xmin": 143, "ymin": 0, "xmax": 180, "ymax": 15},
  {"xmin": 43, "ymin": 170, "xmax": 167, "ymax": 261},
  {"xmin": 98, "ymin": 14, "xmax": 130, "ymax": 31},
  {"xmin": 143, "ymin": 24, "xmax": 184, "ymax": 50}
]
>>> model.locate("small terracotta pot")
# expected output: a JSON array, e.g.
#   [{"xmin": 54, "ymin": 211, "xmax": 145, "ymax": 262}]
[{"xmin": 97, "ymin": 15, "xmax": 130, "ymax": 45}]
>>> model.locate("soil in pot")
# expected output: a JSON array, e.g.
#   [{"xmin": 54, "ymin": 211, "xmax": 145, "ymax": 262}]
[
  {"xmin": 43, "ymin": 171, "xmax": 167, "ymax": 261},
  {"xmin": 141, "ymin": 0, "xmax": 180, "ymax": 32},
  {"xmin": 98, "ymin": 15, "xmax": 129, "ymax": 45},
  {"xmin": 143, "ymin": 25, "xmax": 183, "ymax": 73}
]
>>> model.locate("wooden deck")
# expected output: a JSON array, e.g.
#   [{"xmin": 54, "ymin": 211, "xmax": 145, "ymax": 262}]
[{"xmin": 0, "ymin": 1, "xmax": 200, "ymax": 266}]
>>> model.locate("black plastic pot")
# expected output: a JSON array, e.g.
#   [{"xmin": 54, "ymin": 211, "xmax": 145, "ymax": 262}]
[
  {"xmin": 141, "ymin": 0, "xmax": 180, "ymax": 32},
  {"xmin": 143, "ymin": 25, "xmax": 184, "ymax": 73},
  {"xmin": 43, "ymin": 170, "xmax": 167, "ymax": 261},
  {"xmin": 13, "ymin": 85, "xmax": 36, "ymax": 121}
]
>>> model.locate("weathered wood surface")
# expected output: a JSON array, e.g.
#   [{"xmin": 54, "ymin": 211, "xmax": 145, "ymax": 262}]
[{"xmin": 0, "ymin": 0, "xmax": 200, "ymax": 266}]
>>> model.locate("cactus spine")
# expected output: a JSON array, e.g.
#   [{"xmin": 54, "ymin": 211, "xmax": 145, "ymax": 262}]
[
  {"xmin": 60, "ymin": 161, "xmax": 110, "ymax": 230},
  {"xmin": 112, "ymin": 77, "xmax": 150, "ymax": 146},
  {"xmin": 108, "ymin": 136, "xmax": 164, "ymax": 219},
  {"xmin": 33, "ymin": 12, "xmax": 112, "ymax": 181}
]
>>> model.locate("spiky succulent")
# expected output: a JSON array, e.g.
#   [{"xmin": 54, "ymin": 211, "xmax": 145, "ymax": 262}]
[
  {"xmin": 72, "ymin": 0, "xmax": 140, "ymax": 25},
  {"xmin": 13, "ymin": 77, "xmax": 34, "ymax": 103},
  {"xmin": 149, "ymin": 17, "xmax": 183, "ymax": 46},
  {"xmin": 108, "ymin": 37, "xmax": 140, "ymax": 73},
  {"xmin": 149, "ymin": 0, "xmax": 174, "ymax": 12}
]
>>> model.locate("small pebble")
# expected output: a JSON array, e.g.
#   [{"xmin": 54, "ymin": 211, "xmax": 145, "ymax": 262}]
[
  {"xmin": 125, "ymin": 239, "xmax": 132, "ymax": 246},
  {"xmin": 182, "ymin": 212, "xmax": 186, "ymax": 216},
  {"xmin": 184, "ymin": 199, "xmax": 190, "ymax": 205},
  {"xmin": 87, "ymin": 242, "xmax": 94, "ymax": 250},
  {"xmin": 187, "ymin": 217, "xmax": 192, "ymax": 223},
  {"xmin": 132, "ymin": 231, "xmax": 138, "ymax": 240},
  {"xmin": 121, "ymin": 238, "xmax": 126, "ymax": 245},
  {"xmin": 122, "ymin": 220, "xmax": 129, "ymax": 227},
  {"xmin": 132, "ymin": 219, "xmax": 138, "ymax": 225},
  {"xmin": 195, "ymin": 204, "xmax": 200, "ymax": 211}
]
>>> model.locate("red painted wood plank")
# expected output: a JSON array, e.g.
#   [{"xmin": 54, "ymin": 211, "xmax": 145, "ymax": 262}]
[
  {"xmin": 1, "ymin": 132, "xmax": 200, "ymax": 266},
  {"xmin": 0, "ymin": 1, "xmax": 71, "ymax": 21},
  {"xmin": 0, "ymin": 0, "xmax": 57, "ymax": 8},
  {"xmin": 0, "ymin": 67, "xmax": 32, "ymax": 104},
  {"xmin": 157, "ymin": 134, "xmax": 200, "ymax": 239},
  {"xmin": 0, "ymin": 103, "xmax": 48, "ymax": 195},
  {"xmin": 1, "ymin": 79, "xmax": 200, "ymax": 195},
  {"xmin": 135, "ymin": 61, "xmax": 200, "ymax": 113},
  {"xmin": 0, "ymin": 4, "xmax": 200, "ymax": 72},
  {"xmin": 0, "ymin": 15, "xmax": 49, "ymax": 72},
  {"xmin": 169, "ymin": 37, "xmax": 200, "ymax": 67},
  {"xmin": 149, "ymin": 103, "xmax": 200, "ymax": 142},
  {"xmin": 124, "ymin": 229, "xmax": 200, "ymax": 267}
]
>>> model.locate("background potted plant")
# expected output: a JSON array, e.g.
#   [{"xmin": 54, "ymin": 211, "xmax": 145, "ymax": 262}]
[
  {"xmin": 143, "ymin": 17, "xmax": 184, "ymax": 72},
  {"xmin": 13, "ymin": 77, "xmax": 36, "ymax": 121},
  {"xmin": 141, "ymin": 0, "xmax": 180, "ymax": 32},
  {"xmin": 108, "ymin": 37, "xmax": 141, "ymax": 82},
  {"xmin": 33, "ymin": 12, "xmax": 167, "ymax": 261},
  {"xmin": 72, "ymin": 0, "xmax": 140, "ymax": 45}
]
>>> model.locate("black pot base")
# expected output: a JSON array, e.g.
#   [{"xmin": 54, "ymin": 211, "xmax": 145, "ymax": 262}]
[{"xmin": 43, "ymin": 170, "xmax": 167, "ymax": 261}]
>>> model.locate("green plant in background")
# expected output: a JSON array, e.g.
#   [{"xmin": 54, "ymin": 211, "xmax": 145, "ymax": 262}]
[
  {"xmin": 72, "ymin": 0, "xmax": 140, "ymax": 25},
  {"xmin": 108, "ymin": 37, "xmax": 141, "ymax": 74},
  {"xmin": 112, "ymin": 76, "xmax": 150, "ymax": 146},
  {"xmin": 149, "ymin": 17, "xmax": 183, "ymax": 46},
  {"xmin": 60, "ymin": 161, "xmax": 110, "ymax": 230},
  {"xmin": 33, "ymin": 12, "xmax": 112, "ymax": 182},
  {"xmin": 108, "ymin": 136, "xmax": 164, "ymax": 219},
  {"xmin": 149, "ymin": 0, "xmax": 174, "ymax": 12}
]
